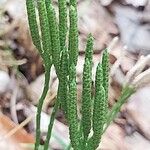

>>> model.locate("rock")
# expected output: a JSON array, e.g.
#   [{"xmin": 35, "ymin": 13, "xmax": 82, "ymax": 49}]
[
  {"xmin": 0, "ymin": 70, "xmax": 10, "ymax": 94},
  {"xmin": 125, "ymin": 132, "xmax": 150, "ymax": 150},
  {"xmin": 99, "ymin": 124, "xmax": 127, "ymax": 150},
  {"xmin": 2, "ymin": 0, "xmax": 26, "ymax": 19},
  {"xmin": 78, "ymin": 0, "xmax": 118, "ymax": 52},
  {"xmin": 126, "ymin": 86, "xmax": 150, "ymax": 140},
  {"xmin": 125, "ymin": 0, "xmax": 147, "ymax": 7},
  {"xmin": 99, "ymin": 0, "xmax": 114, "ymax": 6},
  {"xmin": 115, "ymin": 6, "xmax": 150, "ymax": 55}
]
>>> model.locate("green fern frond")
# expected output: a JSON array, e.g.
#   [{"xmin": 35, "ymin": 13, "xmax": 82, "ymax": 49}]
[
  {"xmin": 92, "ymin": 63, "xmax": 106, "ymax": 149},
  {"xmin": 69, "ymin": 63, "xmax": 76, "ymax": 81},
  {"xmin": 46, "ymin": 4, "xmax": 60, "ymax": 71},
  {"xmin": 67, "ymin": 71, "xmax": 80, "ymax": 149},
  {"xmin": 95, "ymin": 63, "xmax": 103, "ymax": 95},
  {"xmin": 69, "ymin": 5, "xmax": 78, "ymax": 66},
  {"xmin": 85, "ymin": 34, "xmax": 94, "ymax": 64},
  {"xmin": 26, "ymin": 0, "xmax": 43, "ymax": 56},
  {"xmin": 82, "ymin": 59, "xmax": 92, "ymax": 142},
  {"xmin": 70, "ymin": 0, "xmax": 77, "ymax": 8},
  {"xmin": 102, "ymin": 49, "xmax": 109, "ymax": 121},
  {"xmin": 102, "ymin": 49, "xmax": 109, "ymax": 100},
  {"xmin": 37, "ymin": 0, "xmax": 52, "ymax": 67},
  {"xmin": 45, "ymin": 0, "xmax": 51, "ymax": 6},
  {"xmin": 58, "ymin": 0, "xmax": 68, "ymax": 49},
  {"xmin": 81, "ymin": 35, "xmax": 94, "ymax": 142},
  {"xmin": 59, "ymin": 48, "xmax": 69, "ymax": 117}
]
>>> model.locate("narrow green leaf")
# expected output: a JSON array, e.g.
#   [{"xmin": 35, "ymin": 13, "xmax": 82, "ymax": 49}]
[
  {"xmin": 67, "ymin": 79, "xmax": 80, "ymax": 150},
  {"xmin": 85, "ymin": 34, "xmax": 94, "ymax": 63},
  {"xmin": 95, "ymin": 63, "xmax": 103, "ymax": 96},
  {"xmin": 81, "ymin": 34, "xmax": 93, "ymax": 143},
  {"xmin": 46, "ymin": 4, "xmax": 60, "ymax": 72},
  {"xmin": 92, "ymin": 64, "xmax": 106, "ymax": 149},
  {"xmin": 69, "ymin": 63, "xmax": 76, "ymax": 82},
  {"xmin": 70, "ymin": 0, "xmax": 77, "ymax": 8},
  {"xmin": 58, "ymin": 0, "xmax": 68, "ymax": 50},
  {"xmin": 45, "ymin": 0, "xmax": 51, "ymax": 6},
  {"xmin": 102, "ymin": 49, "xmax": 109, "ymax": 116},
  {"xmin": 26, "ymin": 0, "xmax": 43, "ymax": 56},
  {"xmin": 37, "ymin": 0, "xmax": 52, "ymax": 67},
  {"xmin": 69, "ymin": 6, "xmax": 78, "ymax": 66},
  {"xmin": 82, "ymin": 59, "xmax": 92, "ymax": 141},
  {"xmin": 59, "ymin": 48, "xmax": 69, "ymax": 117}
]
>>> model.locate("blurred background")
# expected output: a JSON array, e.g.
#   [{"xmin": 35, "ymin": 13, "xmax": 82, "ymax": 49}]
[{"xmin": 0, "ymin": 0, "xmax": 150, "ymax": 149}]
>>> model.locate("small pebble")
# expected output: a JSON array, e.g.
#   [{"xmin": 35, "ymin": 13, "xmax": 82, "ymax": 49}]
[{"xmin": 0, "ymin": 70, "xmax": 10, "ymax": 94}]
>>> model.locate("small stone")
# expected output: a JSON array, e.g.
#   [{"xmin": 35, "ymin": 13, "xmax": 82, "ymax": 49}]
[{"xmin": 0, "ymin": 70, "xmax": 10, "ymax": 94}]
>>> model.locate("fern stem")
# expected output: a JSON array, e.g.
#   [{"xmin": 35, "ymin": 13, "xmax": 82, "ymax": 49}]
[
  {"xmin": 35, "ymin": 68, "xmax": 51, "ymax": 150},
  {"xmin": 43, "ymin": 97, "xmax": 60, "ymax": 150}
]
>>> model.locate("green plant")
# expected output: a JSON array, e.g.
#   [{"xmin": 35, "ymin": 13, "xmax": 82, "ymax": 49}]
[{"xmin": 26, "ymin": 0, "xmax": 135, "ymax": 150}]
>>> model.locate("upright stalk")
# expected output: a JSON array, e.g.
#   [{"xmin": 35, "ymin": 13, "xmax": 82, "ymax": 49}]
[
  {"xmin": 44, "ymin": 95, "xmax": 60, "ymax": 150},
  {"xmin": 35, "ymin": 68, "xmax": 51, "ymax": 150}
]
